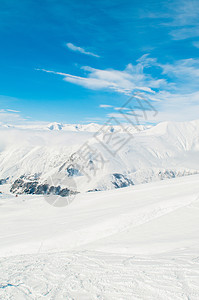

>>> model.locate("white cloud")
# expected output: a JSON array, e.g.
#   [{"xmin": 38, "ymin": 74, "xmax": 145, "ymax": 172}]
[
  {"xmin": 103, "ymin": 80, "xmax": 199, "ymax": 124},
  {"xmin": 137, "ymin": 55, "xmax": 199, "ymax": 94},
  {"xmin": 145, "ymin": 1, "xmax": 199, "ymax": 41},
  {"xmin": 193, "ymin": 41, "xmax": 199, "ymax": 48},
  {"xmin": 144, "ymin": 90, "xmax": 199, "ymax": 123},
  {"xmin": 38, "ymin": 61, "xmax": 161, "ymax": 95},
  {"xmin": 170, "ymin": 26, "xmax": 199, "ymax": 40},
  {"xmin": 99, "ymin": 104, "xmax": 113, "ymax": 108},
  {"xmin": 39, "ymin": 55, "xmax": 199, "ymax": 97},
  {"xmin": 0, "ymin": 109, "xmax": 26, "ymax": 124},
  {"xmin": 166, "ymin": 0, "xmax": 199, "ymax": 40},
  {"xmin": 107, "ymin": 101, "xmax": 199, "ymax": 124},
  {"xmin": 66, "ymin": 43, "xmax": 100, "ymax": 58},
  {"xmin": 38, "ymin": 55, "xmax": 199, "ymax": 99},
  {"xmin": 114, "ymin": 107, "xmax": 129, "ymax": 111},
  {"xmin": 160, "ymin": 58, "xmax": 199, "ymax": 78},
  {"xmin": 84, "ymin": 117, "xmax": 104, "ymax": 123},
  {"xmin": 158, "ymin": 58, "xmax": 199, "ymax": 94},
  {"xmin": 38, "ymin": 54, "xmax": 199, "ymax": 123},
  {"xmin": 6, "ymin": 109, "xmax": 20, "ymax": 113}
]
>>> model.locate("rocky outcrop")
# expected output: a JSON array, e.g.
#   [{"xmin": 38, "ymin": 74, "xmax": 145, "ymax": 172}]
[
  {"xmin": 112, "ymin": 173, "xmax": 134, "ymax": 189},
  {"xmin": 10, "ymin": 178, "xmax": 78, "ymax": 197},
  {"xmin": 0, "ymin": 178, "xmax": 9, "ymax": 185}
]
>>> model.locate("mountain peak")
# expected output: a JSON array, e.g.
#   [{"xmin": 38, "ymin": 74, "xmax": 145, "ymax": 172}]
[{"xmin": 47, "ymin": 122, "xmax": 64, "ymax": 131}]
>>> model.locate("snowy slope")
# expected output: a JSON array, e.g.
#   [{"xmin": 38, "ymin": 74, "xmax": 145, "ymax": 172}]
[
  {"xmin": 0, "ymin": 174, "xmax": 199, "ymax": 299},
  {"xmin": 0, "ymin": 174, "xmax": 199, "ymax": 256}
]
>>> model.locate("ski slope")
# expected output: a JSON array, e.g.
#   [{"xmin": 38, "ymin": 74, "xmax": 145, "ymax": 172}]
[{"xmin": 0, "ymin": 174, "xmax": 199, "ymax": 299}]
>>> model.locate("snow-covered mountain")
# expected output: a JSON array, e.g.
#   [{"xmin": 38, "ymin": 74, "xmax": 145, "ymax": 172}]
[
  {"xmin": 0, "ymin": 121, "xmax": 151, "ymax": 133},
  {"xmin": 1, "ymin": 123, "xmax": 199, "ymax": 299},
  {"xmin": 0, "ymin": 119, "xmax": 199, "ymax": 196}
]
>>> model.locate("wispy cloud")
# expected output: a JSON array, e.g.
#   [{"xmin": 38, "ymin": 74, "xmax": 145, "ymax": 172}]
[
  {"xmin": 38, "ymin": 53, "xmax": 199, "ymax": 123},
  {"xmin": 145, "ymin": 0, "xmax": 199, "ymax": 41},
  {"xmin": 37, "ymin": 59, "xmax": 163, "ymax": 95},
  {"xmin": 66, "ymin": 42, "xmax": 100, "ymax": 58},
  {"xmin": 0, "ymin": 95, "xmax": 19, "ymax": 104},
  {"xmin": 84, "ymin": 117, "xmax": 104, "ymax": 123},
  {"xmin": 138, "ymin": 55, "xmax": 199, "ymax": 94},
  {"xmin": 168, "ymin": 0, "xmax": 199, "ymax": 40},
  {"xmin": 106, "ymin": 91, "xmax": 199, "ymax": 124},
  {"xmin": 147, "ymin": 90, "xmax": 199, "ymax": 122},
  {"xmin": 6, "ymin": 109, "xmax": 20, "ymax": 113},
  {"xmin": 170, "ymin": 26, "xmax": 199, "ymax": 40},
  {"xmin": 158, "ymin": 58, "xmax": 199, "ymax": 93},
  {"xmin": 193, "ymin": 41, "xmax": 199, "ymax": 48},
  {"xmin": 165, "ymin": 0, "xmax": 199, "ymax": 40},
  {"xmin": 0, "ymin": 109, "xmax": 25, "ymax": 124},
  {"xmin": 99, "ymin": 104, "xmax": 113, "ymax": 108},
  {"xmin": 38, "ymin": 54, "xmax": 199, "ymax": 96},
  {"xmin": 114, "ymin": 107, "xmax": 129, "ymax": 111}
]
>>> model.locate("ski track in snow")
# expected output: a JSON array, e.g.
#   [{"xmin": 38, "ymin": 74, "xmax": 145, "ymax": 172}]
[{"xmin": 1, "ymin": 250, "xmax": 199, "ymax": 300}]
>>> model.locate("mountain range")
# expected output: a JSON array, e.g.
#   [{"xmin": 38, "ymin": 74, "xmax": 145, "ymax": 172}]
[{"xmin": 0, "ymin": 119, "xmax": 199, "ymax": 196}]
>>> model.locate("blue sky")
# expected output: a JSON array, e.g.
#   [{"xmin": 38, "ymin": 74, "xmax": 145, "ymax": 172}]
[{"xmin": 1, "ymin": 0, "xmax": 199, "ymax": 125}]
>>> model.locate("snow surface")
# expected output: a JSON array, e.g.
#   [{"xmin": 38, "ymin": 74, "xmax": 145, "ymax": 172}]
[{"xmin": 0, "ymin": 174, "xmax": 199, "ymax": 299}]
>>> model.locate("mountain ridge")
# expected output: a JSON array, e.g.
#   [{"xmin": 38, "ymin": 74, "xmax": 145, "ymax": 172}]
[{"xmin": 0, "ymin": 119, "xmax": 199, "ymax": 195}]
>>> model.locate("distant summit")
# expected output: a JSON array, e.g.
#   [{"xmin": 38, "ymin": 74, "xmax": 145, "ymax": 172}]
[{"xmin": 47, "ymin": 122, "xmax": 64, "ymax": 131}]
